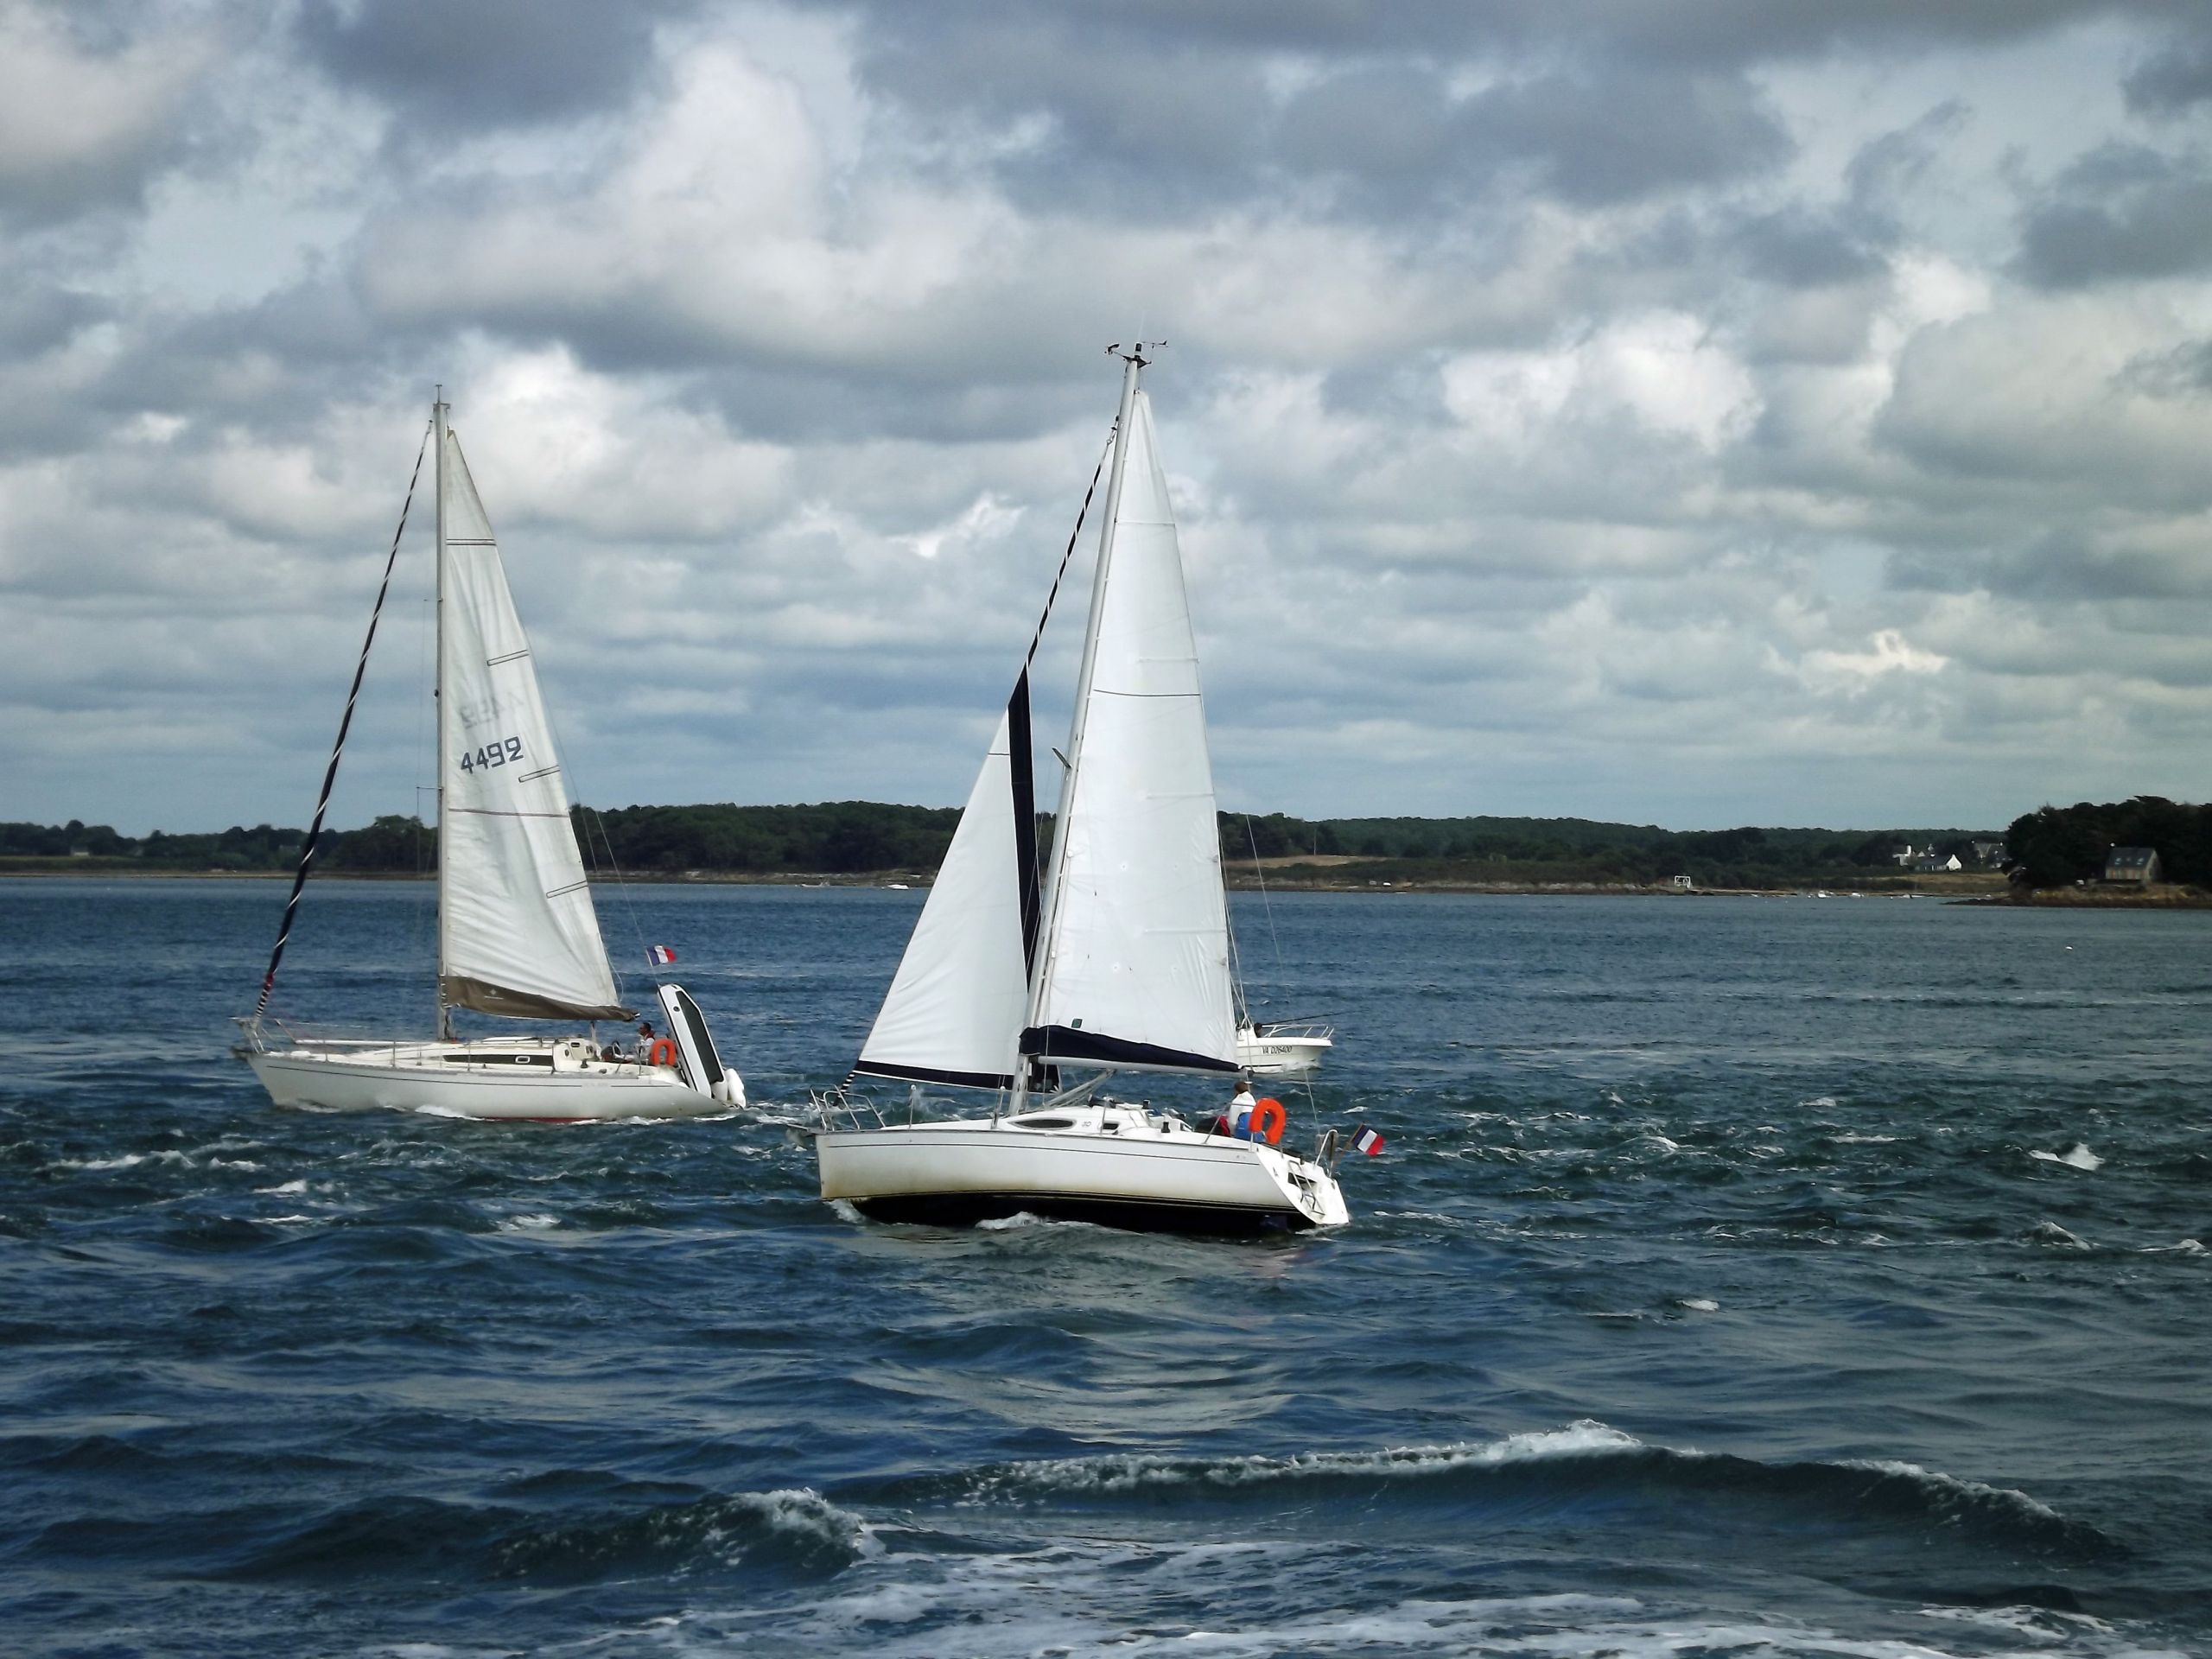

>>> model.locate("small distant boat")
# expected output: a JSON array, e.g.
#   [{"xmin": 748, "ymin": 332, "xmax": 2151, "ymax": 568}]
[
  {"xmin": 1236, "ymin": 1019, "xmax": 1334, "ymax": 1077},
  {"xmin": 814, "ymin": 345, "xmax": 1351, "ymax": 1233},
  {"xmin": 236, "ymin": 396, "xmax": 741, "ymax": 1120}
]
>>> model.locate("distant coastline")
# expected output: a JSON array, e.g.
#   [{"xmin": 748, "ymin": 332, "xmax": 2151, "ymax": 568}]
[{"xmin": 13, "ymin": 862, "xmax": 2203, "ymax": 906}]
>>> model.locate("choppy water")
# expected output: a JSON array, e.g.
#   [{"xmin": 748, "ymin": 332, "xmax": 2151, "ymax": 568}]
[{"xmin": 0, "ymin": 878, "xmax": 2207, "ymax": 1658}]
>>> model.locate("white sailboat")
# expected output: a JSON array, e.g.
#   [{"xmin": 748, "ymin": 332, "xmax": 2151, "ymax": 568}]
[
  {"xmin": 238, "ymin": 397, "xmax": 741, "ymax": 1120},
  {"xmin": 814, "ymin": 346, "xmax": 1351, "ymax": 1232}
]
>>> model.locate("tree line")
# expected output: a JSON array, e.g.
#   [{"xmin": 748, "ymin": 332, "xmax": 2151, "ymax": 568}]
[
  {"xmin": 2003, "ymin": 797, "xmax": 2212, "ymax": 888},
  {"xmin": 9, "ymin": 798, "xmax": 2199, "ymax": 887}
]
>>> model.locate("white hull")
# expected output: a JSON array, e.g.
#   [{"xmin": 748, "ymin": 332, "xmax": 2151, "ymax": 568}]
[
  {"xmin": 246, "ymin": 1034, "xmax": 733, "ymax": 1121},
  {"xmin": 816, "ymin": 1101, "xmax": 1348, "ymax": 1234},
  {"xmin": 1236, "ymin": 1023, "xmax": 1333, "ymax": 1077}
]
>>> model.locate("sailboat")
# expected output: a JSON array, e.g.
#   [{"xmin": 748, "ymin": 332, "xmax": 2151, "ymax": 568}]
[
  {"xmin": 237, "ymin": 396, "xmax": 742, "ymax": 1120},
  {"xmin": 813, "ymin": 346, "xmax": 1351, "ymax": 1232}
]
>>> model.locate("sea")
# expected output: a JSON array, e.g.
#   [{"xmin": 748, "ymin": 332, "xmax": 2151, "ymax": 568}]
[{"xmin": 0, "ymin": 877, "xmax": 2206, "ymax": 1659}]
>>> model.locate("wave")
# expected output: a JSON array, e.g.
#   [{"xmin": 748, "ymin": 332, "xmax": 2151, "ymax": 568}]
[
  {"xmin": 859, "ymin": 1421, "xmax": 2109, "ymax": 1558},
  {"xmin": 654, "ymin": 1546, "xmax": 2167, "ymax": 1659},
  {"xmin": 216, "ymin": 1485, "xmax": 875, "ymax": 1586}
]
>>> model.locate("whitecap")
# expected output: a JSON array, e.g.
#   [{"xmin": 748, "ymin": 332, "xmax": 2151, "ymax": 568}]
[
  {"xmin": 2140, "ymin": 1238, "xmax": 2205, "ymax": 1255},
  {"xmin": 962, "ymin": 1420, "xmax": 1648, "ymax": 1502},
  {"xmin": 60, "ymin": 1149, "xmax": 195, "ymax": 1171},
  {"xmin": 2030, "ymin": 1142, "xmax": 2104, "ymax": 1171},
  {"xmin": 498, "ymin": 1213, "xmax": 560, "ymax": 1232},
  {"xmin": 1834, "ymin": 1133, "xmax": 1897, "ymax": 1144},
  {"xmin": 1839, "ymin": 1458, "xmax": 2073, "ymax": 1528},
  {"xmin": 1797, "ymin": 1096, "xmax": 1838, "ymax": 1110},
  {"xmin": 2028, "ymin": 1221, "xmax": 2091, "ymax": 1249},
  {"xmin": 1675, "ymin": 1297, "xmax": 1719, "ymax": 1313},
  {"xmin": 255, "ymin": 1179, "xmax": 310, "ymax": 1195},
  {"xmin": 722, "ymin": 1487, "xmax": 882, "ymax": 1561}
]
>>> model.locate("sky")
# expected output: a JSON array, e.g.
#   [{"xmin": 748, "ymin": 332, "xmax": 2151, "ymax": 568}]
[{"xmin": 3, "ymin": 0, "xmax": 2209, "ymax": 836}]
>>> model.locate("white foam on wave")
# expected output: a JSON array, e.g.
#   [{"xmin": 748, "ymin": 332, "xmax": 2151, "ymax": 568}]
[
  {"xmin": 964, "ymin": 1420, "xmax": 1648, "ymax": 1502},
  {"xmin": 1676, "ymin": 1297, "xmax": 1719, "ymax": 1313},
  {"xmin": 620, "ymin": 1539, "xmax": 2182, "ymax": 1659},
  {"xmin": 255, "ymin": 1179, "xmax": 312, "ymax": 1195},
  {"xmin": 497, "ymin": 1213, "xmax": 560, "ymax": 1232},
  {"xmin": 1834, "ymin": 1133, "xmax": 1897, "ymax": 1144},
  {"xmin": 2030, "ymin": 1143, "xmax": 2104, "ymax": 1171},
  {"xmin": 58, "ymin": 1149, "xmax": 194, "ymax": 1171},
  {"xmin": 2140, "ymin": 1238, "xmax": 2205, "ymax": 1255},
  {"xmin": 1840, "ymin": 1458, "xmax": 2071, "ymax": 1528},
  {"xmin": 827, "ymin": 1198, "xmax": 864, "ymax": 1224},
  {"xmin": 2029, "ymin": 1221, "xmax": 2092, "ymax": 1249},
  {"xmin": 711, "ymin": 1488, "xmax": 882, "ymax": 1564},
  {"xmin": 1919, "ymin": 1602, "xmax": 2115, "ymax": 1644},
  {"xmin": 976, "ymin": 1211, "xmax": 1050, "ymax": 1230},
  {"xmin": 1798, "ymin": 1096, "xmax": 1839, "ymax": 1110}
]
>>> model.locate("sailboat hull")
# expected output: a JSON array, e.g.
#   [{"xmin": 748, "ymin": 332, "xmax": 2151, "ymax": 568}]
[
  {"xmin": 816, "ymin": 1109, "xmax": 1349, "ymax": 1235},
  {"xmin": 246, "ymin": 1038, "xmax": 729, "ymax": 1121}
]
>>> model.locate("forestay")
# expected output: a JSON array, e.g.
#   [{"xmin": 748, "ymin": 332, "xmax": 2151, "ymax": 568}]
[
  {"xmin": 1023, "ymin": 390, "xmax": 1236, "ymax": 1075},
  {"xmin": 436, "ymin": 426, "xmax": 630, "ymax": 1022}
]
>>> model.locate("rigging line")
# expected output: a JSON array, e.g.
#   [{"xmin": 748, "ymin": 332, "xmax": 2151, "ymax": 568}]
[
  {"xmin": 1244, "ymin": 813, "xmax": 1287, "ymax": 982},
  {"xmin": 251, "ymin": 417, "xmax": 433, "ymax": 1022},
  {"xmin": 585, "ymin": 802, "xmax": 656, "ymax": 998},
  {"xmin": 1020, "ymin": 429, "xmax": 1115, "ymax": 671}
]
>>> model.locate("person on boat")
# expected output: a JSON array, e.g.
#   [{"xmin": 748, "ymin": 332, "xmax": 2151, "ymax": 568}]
[
  {"xmin": 1221, "ymin": 1077, "xmax": 1257, "ymax": 1138},
  {"xmin": 636, "ymin": 1020, "xmax": 659, "ymax": 1063}
]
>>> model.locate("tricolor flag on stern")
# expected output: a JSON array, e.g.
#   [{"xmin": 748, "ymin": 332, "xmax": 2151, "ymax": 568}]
[
  {"xmin": 1352, "ymin": 1125, "xmax": 1386, "ymax": 1156},
  {"xmin": 648, "ymin": 944, "xmax": 677, "ymax": 967}
]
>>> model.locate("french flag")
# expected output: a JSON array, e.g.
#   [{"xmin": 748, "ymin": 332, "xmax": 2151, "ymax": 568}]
[
  {"xmin": 648, "ymin": 944, "xmax": 677, "ymax": 967},
  {"xmin": 1353, "ymin": 1125, "xmax": 1385, "ymax": 1156}
]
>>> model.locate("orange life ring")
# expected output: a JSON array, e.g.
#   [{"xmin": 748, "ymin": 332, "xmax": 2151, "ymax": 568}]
[
  {"xmin": 647, "ymin": 1038, "xmax": 678, "ymax": 1068},
  {"xmin": 1249, "ymin": 1096, "xmax": 1287, "ymax": 1146}
]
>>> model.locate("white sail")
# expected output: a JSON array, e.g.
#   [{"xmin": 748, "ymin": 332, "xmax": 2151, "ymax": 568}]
[
  {"xmin": 436, "ymin": 426, "xmax": 629, "ymax": 1021},
  {"xmin": 1026, "ymin": 389, "xmax": 1236, "ymax": 1074},
  {"xmin": 855, "ymin": 696, "xmax": 1034, "ymax": 1090}
]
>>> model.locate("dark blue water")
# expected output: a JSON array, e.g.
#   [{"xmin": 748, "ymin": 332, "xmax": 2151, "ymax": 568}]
[{"xmin": 1, "ymin": 879, "xmax": 2206, "ymax": 1658}]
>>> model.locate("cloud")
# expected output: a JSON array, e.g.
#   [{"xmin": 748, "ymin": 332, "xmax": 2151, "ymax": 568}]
[
  {"xmin": 5, "ymin": 0, "xmax": 2212, "ymax": 835},
  {"xmin": 294, "ymin": 0, "xmax": 702, "ymax": 133},
  {"xmin": 0, "ymin": 3, "xmax": 216, "ymax": 223}
]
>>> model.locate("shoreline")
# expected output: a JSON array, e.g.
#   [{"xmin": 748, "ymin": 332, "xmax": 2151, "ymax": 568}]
[{"xmin": 6, "ymin": 865, "xmax": 2204, "ymax": 906}]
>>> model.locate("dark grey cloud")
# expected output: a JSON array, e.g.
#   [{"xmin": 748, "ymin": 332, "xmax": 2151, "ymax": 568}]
[
  {"xmin": 2124, "ymin": 22, "xmax": 2212, "ymax": 114},
  {"xmin": 818, "ymin": 0, "xmax": 2202, "ymax": 76},
  {"xmin": 1726, "ymin": 209, "xmax": 1886, "ymax": 289},
  {"xmin": 2015, "ymin": 142, "xmax": 2212, "ymax": 287},
  {"xmin": 294, "ymin": 0, "xmax": 702, "ymax": 131}
]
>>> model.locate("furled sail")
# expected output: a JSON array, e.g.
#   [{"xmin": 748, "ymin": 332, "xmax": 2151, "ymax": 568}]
[
  {"xmin": 1022, "ymin": 389, "xmax": 1236, "ymax": 1074},
  {"xmin": 854, "ymin": 677, "xmax": 1039, "ymax": 1089},
  {"xmin": 436, "ymin": 426, "xmax": 630, "ymax": 1021}
]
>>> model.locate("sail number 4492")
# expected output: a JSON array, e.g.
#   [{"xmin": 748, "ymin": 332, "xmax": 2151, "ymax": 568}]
[{"xmin": 460, "ymin": 736, "xmax": 524, "ymax": 772}]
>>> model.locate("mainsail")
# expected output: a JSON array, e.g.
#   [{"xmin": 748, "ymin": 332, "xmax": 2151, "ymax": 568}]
[
  {"xmin": 853, "ymin": 678, "xmax": 1039, "ymax": 1089},
  {"xmin": 435, "ymin": 420, "xmax": 630, "ymax": 1022},
  {"xmin": 1021, "ymin": 385, "xmax": 1236, "ymax": 1075}
]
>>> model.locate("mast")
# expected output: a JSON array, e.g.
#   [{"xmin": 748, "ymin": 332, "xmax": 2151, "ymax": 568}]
[
  {"xmin": 434, "ymin": 390, "xmax": 452, "ymax": 1040},
  {"xmin": 1014, "ymin": 343, "xmax": 1146, "ymax": 1109}
]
